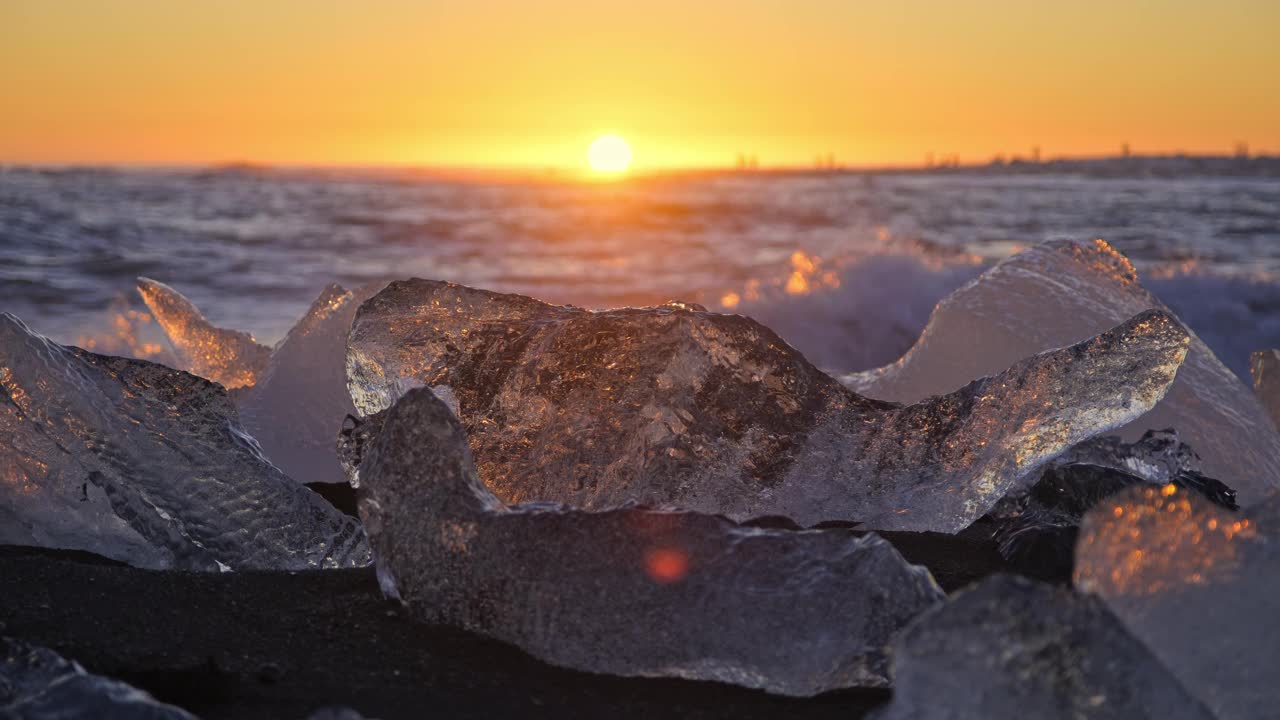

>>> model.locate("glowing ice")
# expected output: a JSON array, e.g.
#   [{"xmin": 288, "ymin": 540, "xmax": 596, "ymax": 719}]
[
  {"xmin": 843, "ymin": 239, "xmax": 1280, "ymax": 504},
  {"xmin": 871, "ymin": 574, "xmax": 1215, "ymax": 720},
  {"xmin": 1075, "ymin": 486, "xmax": 1280, "ymax": 720},
  {"xmin": 346, "ymin": 279, "xmax": 1189, "ymax": 532},
  {"xmin": 358, "ymin": 388, "xmax": 945, "ymax": 696},
  {"xmin": 136, "ymin": 277, "xmax": 270, "ymax": 389},
  {"xmin": 994, "ymin": 433, "xmax": 1238, "ymax": 580},
  {"xmin": 0, "ymin": 313, "xmax": 369, "ymax": 570},
  {"xmin": 0, "ymin": 637, "xmax": 198, "ymax": 719}
]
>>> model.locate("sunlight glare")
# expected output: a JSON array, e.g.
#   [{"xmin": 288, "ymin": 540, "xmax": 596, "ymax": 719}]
[{"xmin": 587, "ymin": 134, "xmax": 632, "ymax": 173}]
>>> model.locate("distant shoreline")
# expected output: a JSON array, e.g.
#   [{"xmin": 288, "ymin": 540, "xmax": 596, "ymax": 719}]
[{"xmin": 3, "ymin": 153, "xmax": 1279, "ymax": 182}]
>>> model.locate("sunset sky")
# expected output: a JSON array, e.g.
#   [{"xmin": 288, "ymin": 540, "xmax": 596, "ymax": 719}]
[{"xmin": 3, "ymin": 0, "xmax": 1278, "ymax": 170}]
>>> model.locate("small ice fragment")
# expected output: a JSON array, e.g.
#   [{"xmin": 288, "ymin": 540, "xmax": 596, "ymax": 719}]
[
  {"xmin": 0, "ymin": 637, "xmax": 198, "ymax": 719},
  {"xmin": 1249, "ymin": 349, "xmax": 1280, "ymax": 430},
  {"xmin": 357, "ymin": 388, "xmax": 945, "ymax": 696},
  {"xmin": 0, "ymin": 313, "xmax": 370, "ymax": 571},
  {"xmin": 842, "ymin": 239, "xmax": 1280, "ymax": 505},
  {"xmin": 993, "ymin": 441, "xmax": 1237, "ymax": 581},
  {"xmin": 346, "ymin": 278, "xmax": 1190, "ymax": 532},
  {"xmin": 1075, "ymin": 486, "xmax": 1280, "ymax": 720},
  {"xmin": 136, "ymin": 276, "xmax": 270, "ymax": 389},
  {"xmin": 871, "ymin": 574, "xmax": 1215, "ymax": 720}
]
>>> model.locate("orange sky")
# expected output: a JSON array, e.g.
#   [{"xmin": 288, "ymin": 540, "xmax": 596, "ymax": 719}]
[{"xmin": 2, "ymin": 0, "xmax": 1278, "ymax": 170}]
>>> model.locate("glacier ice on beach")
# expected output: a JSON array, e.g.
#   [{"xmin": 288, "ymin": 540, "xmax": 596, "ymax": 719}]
[
  {"xmin": 1075, "ymin": 486, "xmax": 1280, "ymax": 720},
  {"xmin": 0, "ymin": 637, "xmax": 198, "ymax": 719},
  {"xmin": 842, "ymin": 239, "xmax": 1280, "ymax": 505},
  {"xmin": 993, "ymin": 433, "xmax": 1238, "ymax": 580},
  {"xmin": 357, "ymin": 388, "xmax": 945, "ymax": 696},
  {"xmin": 346, "ymin": 278, "xmax": 1189, "ymax": 532},
  {"xmin": 871, "ymin": 574, "xmax": 1215, "ymax": 720},
  {"xmin": 138, "ymin": 278, "xmax": 375, "ymax": 484},
  {"xmin": 0, "ymin": 313, "xmax": 370, "ymax": 571},
  {"xmin": 136, "ymin": 277, "xmax": 271, "ymax": 390},
  {"xmin": 1249, "ymin": 349, "xmax": 1280, "ymax": 430}
]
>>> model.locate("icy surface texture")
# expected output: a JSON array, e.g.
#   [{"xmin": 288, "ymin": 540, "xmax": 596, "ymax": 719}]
[
  {"xmin": 346, "ymin": 278, "xmax": 1189, "ymax": 532},
  {"xmin": 0, "ymin": 637, "xmax": 197, "ymax": 719},
  {"xmin": 136, "ymin": 277, "xmax": 270, "ymax": 389},
  {"xmin": 236, "ymin": 284, "xmax": 361, "ymax": 484},
  {"xmin": 871, "ymin": 574, "xmax": 1215, "ymax": 720},
  {"xmin": 357, "ymin": 388, "xmax": 945, "ymax": 696},
  {"xmin": 843, "ymin": 239, "xmax": 1280, "ymax": 504},
  {"xmin": 1075, "ymin": 486, "xmax": 1280, "ymax": 720},
  {"xmin": 994, "ymin": 448, "xmax": 1237, "ymax": 581},
  {"xmin": 0, "ymin": 313, "xmax": 370, "ymax": 571},
  {"xmin": 1249, "ymin": 349, "xmax": 1280, "ymax": 430}
]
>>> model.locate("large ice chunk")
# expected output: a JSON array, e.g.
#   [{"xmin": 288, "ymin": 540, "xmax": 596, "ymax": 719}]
[
  {"xmin": 357, "ymin": 388, "xmax": 945, "ymax": 696},
  {"xmin": 842, "ymin": 239, "xmax": 1280, "ymax": 504},
  {"xmin": 871, "ymin": 574, "xmax": 1215, "ymax": 720},
  {"xmin": 0, "ymin": 313, "xmax": 370, "ymax": 570},
  {"xmin": 346, "ymin": 278, "xmax": 1189, "ymax": 532},
  {"xmin": 136, "ymin": 277, "xmax": 270, "ymax": 389},
  {"xmin": 0, "ymin": 637, "xmax": 198, "ymax": 719},
  {"xmin": 1075, "ymin": 486, "xmax": 1280, "ymax": 720}
]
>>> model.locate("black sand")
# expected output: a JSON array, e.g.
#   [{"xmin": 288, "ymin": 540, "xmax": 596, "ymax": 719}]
[{"xmin": 0, "ymin": 524, "xmax": 1003, "ymax": 719}]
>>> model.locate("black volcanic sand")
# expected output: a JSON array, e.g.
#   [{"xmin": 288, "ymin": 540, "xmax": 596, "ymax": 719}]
[{"xmin": 0, "ymin": 523, "xmax": 1005, "ymax": 720}]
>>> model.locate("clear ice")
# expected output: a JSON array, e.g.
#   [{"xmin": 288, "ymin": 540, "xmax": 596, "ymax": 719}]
[
  {"xmin": 0, "ymin": 313, "xmax": 370, "ymax": 570},
  {"xmin": 136, "ymin": 277, "xmax": 270, "ymax": 390},
  {"xmin": 346, "ymin": 279, "xmax": 1189, "ymax": 532},
  {"xmin": 1075, "ymin": 486, "xmax": 1280, "ymax": 720},
  {"xmin": 1249, "ymin": 348, "xmax": 1280, "ymax": 430},
  {"xmin": 871, "ymin": 574, "xmax": 1215, "ymax": 720},
  {"xmin": 993, "ymin": 433, "xmax": 1238, "ymax": 580},
  {"xmin": 357, "ymin": 388, "xmax": 945, "ymax": 696},
  {"xmin": 843, "ymin": 239, "xmax": 1280, "ymax": 505},
  {"xmin": 0, "ymin": 637, "xmax": 197, "ymax": 719},
  {"xmin": 138, "ymin": 278, "xmax": 372, "ymax": 484}
]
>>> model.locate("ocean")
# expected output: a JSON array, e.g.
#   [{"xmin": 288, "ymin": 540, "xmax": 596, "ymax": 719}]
[{"xmin": 3, "ymin": 165, "xmax": 1279, "ymax": 381}]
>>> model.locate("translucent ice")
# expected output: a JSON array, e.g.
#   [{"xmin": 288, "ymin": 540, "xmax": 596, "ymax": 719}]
[
  {"xmin": 0, "ymin": 313, "xmax": 370, "ymax": 570},
  {"xmin": 871, "ymin": 574, "xmax": 1215, "ymax": 720},
  {"xmin": 1075, "ymin": 486, "xmax": 1280, "ymax": 720},
  {"xmin": 843, "ymin": 239, "xmax": 1280, "ymax": 504},
  {"xmin": 347, "ymin": 278, "xmax": 1189, "ymax": 532},
  {"xmin": 357, "ymin": 388, "xmax": 945, "ymax": 696},
  {"xmin": 236, "ymin": 284, "xmax": 362, "ymax": 485},
  {"xmin": 139, "ymin": 279, "xmax": 374, "ymax": 484},
  {"xmin": 0, "ymin": 637, "xmax": 197, "ymax": 719},
  {"xmin": 1249, "ymin": 349, "xmax": 1280, "ymax": 430},
  {"xmin": 136, "ymin": 277, "xmax": 270, "ymax": 389}
]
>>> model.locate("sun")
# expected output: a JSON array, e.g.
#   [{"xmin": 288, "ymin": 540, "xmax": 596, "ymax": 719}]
[{"xmin": 587, "ymin": 134, "xmax": 632, "ymax": 173}]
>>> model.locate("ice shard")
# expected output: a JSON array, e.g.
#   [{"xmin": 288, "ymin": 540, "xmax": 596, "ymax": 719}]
[
  {"xmin": 236, "ymin": 284, "xmax": 361, "ymax": 485},
  {"xmin": 346, "ymin": 278, "xmax": 1190, "ymax": 532},
  {"xmin": 842, "ymin": 239, "xmax": 1280, "ymax": 504},
  {"xmin": 1249, "ymin": 349, "xmax": 1280, "ymax": 430},
  {"xmin": 136, "ymin": 277, "xmax": 270, "ymax": 390},
  {"xmin": 0, "ymin": 637, "xmax": 198, "ymax": 719},
  {"xmin": 0, "ymin": 313, "xmax": 370, "ymax": 571},
  {"xmin": 993, "ymin": 439, "xmax": 1238, "ymax": 581},
  {"xmin": 870, "ymin": 575, "xmax": 1215, "ymax": 720},
  {"xmin": 357, "ymin": 388, "xmax": 945, "ymax": 696},
  {"xmin": 1076, "ymin": 485, "xmax": 1280, "ymax": 720}
]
